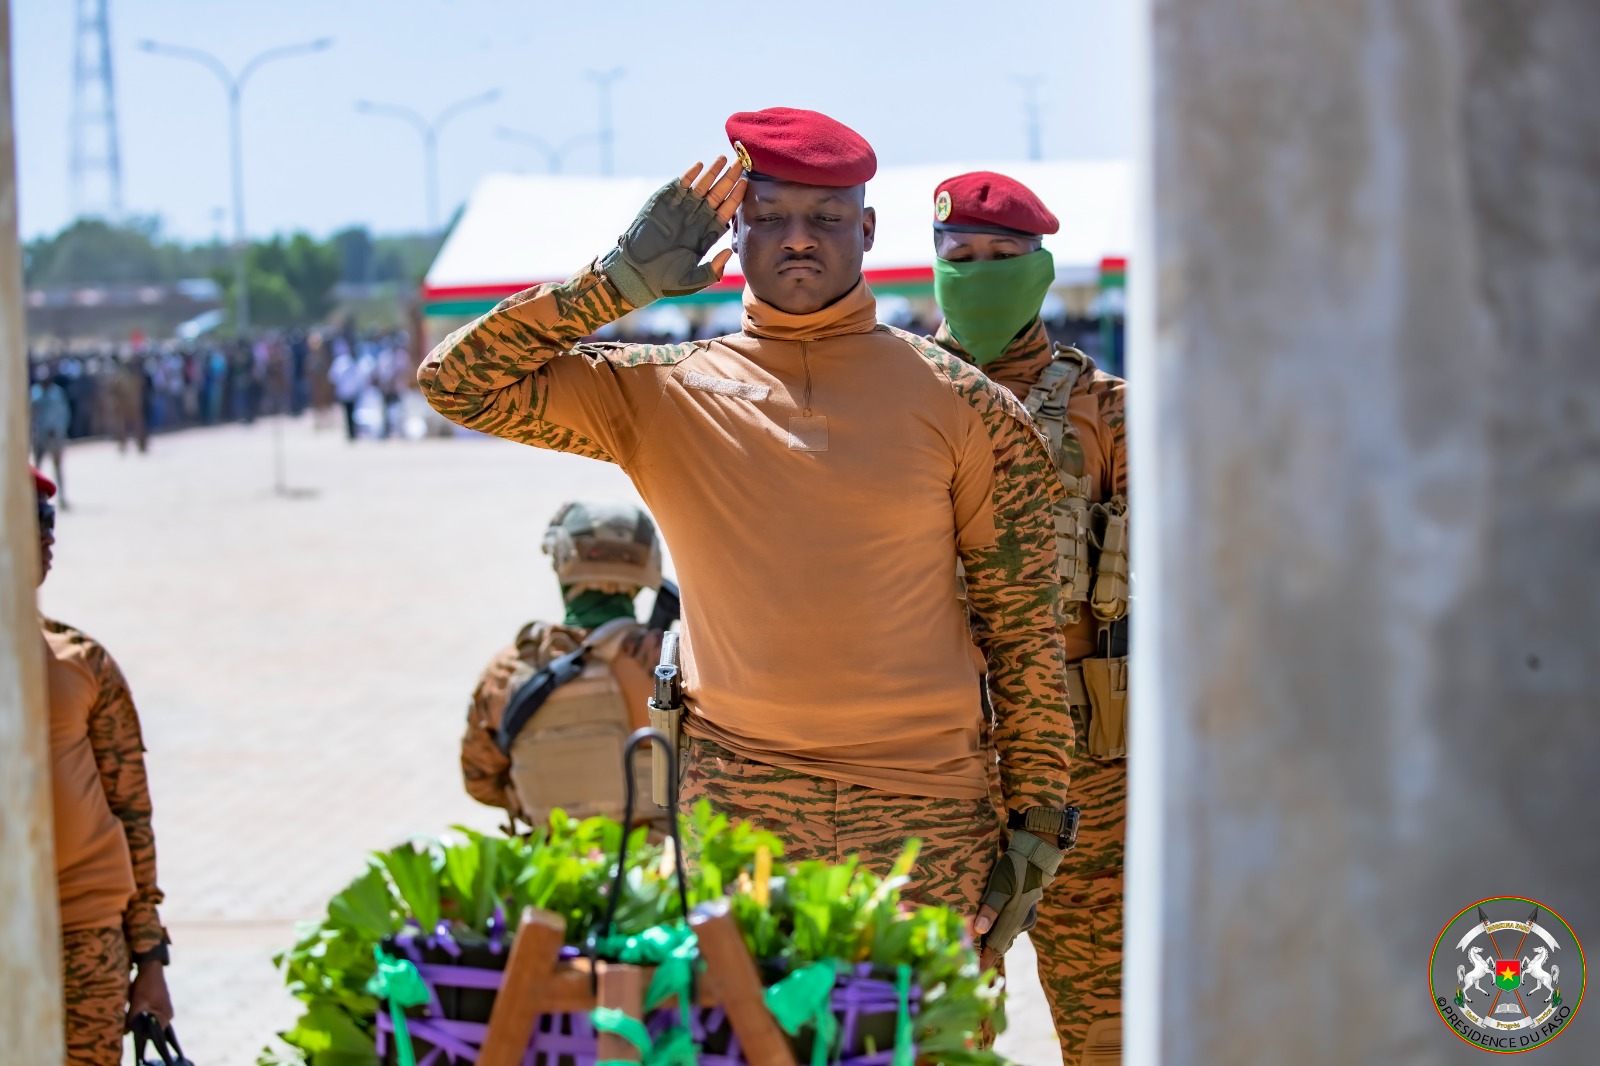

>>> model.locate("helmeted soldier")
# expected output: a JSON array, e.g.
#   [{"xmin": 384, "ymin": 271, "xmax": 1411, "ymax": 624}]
[
  {"xmin": 420, "ymin": 108, "xmax": 1074, "ymax": 956},
  {"xmin": 931, "ymin": 171, "xmax": 1130, "ymax": 1064},
  {"xmin": 461, "ymin": 501, "xmax": 670, "ymax": 828}
]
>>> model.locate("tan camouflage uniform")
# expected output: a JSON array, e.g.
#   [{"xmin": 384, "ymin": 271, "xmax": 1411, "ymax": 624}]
[
  {"xmin": 680, "ymin": 736, "xmax": 1001, "ymax": 914},
  {"xmin": 419, "ymin": 263, "xmax": 1071, "ymax": 912},
  {"xmin": 62, "ymin": 928, "xmax": 131, "ymax": 1066},
  {"xmin": 44, "ymin": 618, "xmax": 167, "ymax": 1066},
  {"xmin": 938, "ymin": 319, "xmax": 1129, "ymax": 1063}
]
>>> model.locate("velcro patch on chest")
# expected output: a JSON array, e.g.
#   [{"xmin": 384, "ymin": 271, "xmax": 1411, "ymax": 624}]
[
  {"xmin": 682, "ymin": 371, "xmax": 771, "ymax": 402},
  {"xmin": 787, "ymin": 415, "xmax": 829, "ymax": 451}
]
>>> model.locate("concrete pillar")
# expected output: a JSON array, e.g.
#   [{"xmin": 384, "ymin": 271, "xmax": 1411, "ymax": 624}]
[
  {"xmin": 1127, "ymin": 2, "xmax": 1600, "ymax": 1063},
  {"xmin": 0, "ymin": 1, "xmax": 65, "ymax": 1060}
]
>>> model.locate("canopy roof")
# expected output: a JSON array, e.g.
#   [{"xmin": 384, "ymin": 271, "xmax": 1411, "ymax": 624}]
[{"xmin": 423, "ymin": 160, "xmax": 1131, "ymax": 316}]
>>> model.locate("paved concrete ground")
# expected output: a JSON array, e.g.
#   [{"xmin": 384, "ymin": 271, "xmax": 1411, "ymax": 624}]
[{"xmin": 38, "ymin": 416, "xmax": 1061, "ymax": 1066}]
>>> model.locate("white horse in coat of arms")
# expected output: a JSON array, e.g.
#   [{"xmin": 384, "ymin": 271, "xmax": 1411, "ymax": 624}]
[
  {"xmin": 1523, "ymin": 946, "xmax": 1560, "ymax": 1003},
  {"xmin": 1458, "ymin": 946, "xmax": 1495, "ymax": 1002}
]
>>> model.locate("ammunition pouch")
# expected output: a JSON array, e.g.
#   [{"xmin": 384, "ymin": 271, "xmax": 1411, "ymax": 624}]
[
  {"xmin": 1053, "ymin": 480, "xmax": 1094, "ymax": 626},
  {"xmin": 1068, "ymin": 655, "xmax": 1129, "ymax": 762},
  {"xmin": 648, "ymin": 701, "xmax": 683, "ymax": 808},
  {"xmin": 1089, "ymin": 494, "xmax": 1130, "ymax": 623}
]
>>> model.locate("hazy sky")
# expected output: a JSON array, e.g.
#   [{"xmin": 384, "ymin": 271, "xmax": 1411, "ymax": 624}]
[{"xmin": 13, "ymin": 0, "xmax": 1136, "ymax": 241}]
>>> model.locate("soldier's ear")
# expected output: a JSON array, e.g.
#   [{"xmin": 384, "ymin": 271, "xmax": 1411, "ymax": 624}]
[
  {"xmin": 730, "ymin": 208, "xmax": 745, "ymax": 256},
  {"xmin": 861, "ymin": 206, "xmax": 876, "ymax": 253}
]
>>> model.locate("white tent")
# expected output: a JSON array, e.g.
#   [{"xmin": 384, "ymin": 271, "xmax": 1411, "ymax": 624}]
[{"xmin": 422, "ymin": 160, "xmax": 1131, "ymax": 315}]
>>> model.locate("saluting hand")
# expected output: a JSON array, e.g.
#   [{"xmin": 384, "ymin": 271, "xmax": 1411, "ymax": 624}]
[{"xmin": 601, "ymin": 157, "xmax": 747, "ymax": 308}]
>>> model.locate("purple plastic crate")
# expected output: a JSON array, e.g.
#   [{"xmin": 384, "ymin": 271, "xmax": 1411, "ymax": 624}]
[{"xmin": 373, "ymin": 926, "xmax": 918, "ymax": 1066}]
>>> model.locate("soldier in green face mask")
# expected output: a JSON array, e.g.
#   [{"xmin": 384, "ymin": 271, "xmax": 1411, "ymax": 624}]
[
  {"xmin": 459, "ymin": 501, "xmax": 674, "ymax": 832},
  {"xmin": 931, "ymin": 171, "xmax": 1131, "ymax": 1066}
]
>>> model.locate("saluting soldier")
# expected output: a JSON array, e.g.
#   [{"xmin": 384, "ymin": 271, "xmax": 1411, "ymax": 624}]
[
  {"xmin": 419, "ymin": 108, "xmax": 1075, "ymax": 955},
  {"xmin": 930, "ymin": 172, "xmax": 1130, "ymax": 1064},
  {"xmin": 461, "ymin": 501, "xmax": 669, "ymax": 828},
  {"xmin": 34, "ymin": 466, "xmax": 175, "ymax": 1064}
]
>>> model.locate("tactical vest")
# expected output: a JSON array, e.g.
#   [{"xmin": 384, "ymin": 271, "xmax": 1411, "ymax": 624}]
[
  {"xmin": 1022, "ymin": 345, "xmax": 1130, "ymax": 629},
  {"xmin": 502, "ymin": 618, "xmax": 654, "ymax": 826},
  {"xmin": 1025, "ymin": 345, "xmax": 1131, "ymax": 761}
]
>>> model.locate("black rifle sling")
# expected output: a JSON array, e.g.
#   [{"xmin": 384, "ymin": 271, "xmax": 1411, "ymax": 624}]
[
  {"xmin": 496, "ymin": 646, "xmax": 589, "ymax": 753},
  {"xmin": 647, "ymin": 578, "xmax": 681, "ymax": 632}
]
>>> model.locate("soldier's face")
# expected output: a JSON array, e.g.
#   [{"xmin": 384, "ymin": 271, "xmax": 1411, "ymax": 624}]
[
  {"xmin": 732, "ymin": 181, "xmax": 875, "ymax": 314},
  {"xmin": 36, "ymin": 493, "xmax": 55, "ymax": 585},
  {"xmin": 934, "ymin": 230, "xmax": 1043, "ymax": 262}
]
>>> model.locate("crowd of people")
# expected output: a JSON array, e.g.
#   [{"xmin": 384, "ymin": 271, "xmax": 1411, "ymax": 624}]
[
  {"xmin": 27, "ymin": 331, "xmax": 417, "ymax": 503},
  {"xmin": 27, "ymin": 331, "xmax": 416, "ymax": 440}
]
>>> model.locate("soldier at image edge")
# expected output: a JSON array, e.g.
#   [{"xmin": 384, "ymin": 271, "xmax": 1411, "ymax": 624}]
[
  {"xmin": 33, "ymin": 465, "xmax": 176, "ymax": 1065},
  {"xmin": 460, "ymin": 501, "xmax": 672, "ymax": 830},
  {"xmin": 930, "ymin": 170, "xmax": 1131, "ymax": 1065},
  {"xmin": 417, "ymin": 107, "xmax": 1075, "ymax": 965}
]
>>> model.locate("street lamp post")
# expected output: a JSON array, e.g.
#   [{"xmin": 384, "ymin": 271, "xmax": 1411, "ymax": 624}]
[
  {"xmin": 356, "ymin": 90, "xmax": 500, "ymax": 233},
  {"xmin": 140, "ymin": 37, "xmax": 333, "ymax": 336},
  {"xmin": 1015, "ymin": 75, "xmax": 1045, "ymax": 161},
  {"xmin": 584, "ymin": 68, "xmax": 625, "ymax": 176},
  {"xmin": 495, "ymin": 128, "xmax": 600, "ymax": 174}
]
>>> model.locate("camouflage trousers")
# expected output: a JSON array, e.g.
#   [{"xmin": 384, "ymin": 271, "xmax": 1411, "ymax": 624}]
[
  {"xmin": 62, "ymin": 926, "xmax": 130, "ymax": 1066},
  {"xmin": 678, "ymin": 736, "xmax": 1002, "ymax": 916},
  {"xmin": 1035, "ymin": 754, "xmax": 1125, "ymax": 1064}
]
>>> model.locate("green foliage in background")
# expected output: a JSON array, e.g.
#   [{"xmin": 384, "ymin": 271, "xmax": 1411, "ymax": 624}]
[
  {"xmin": 262, "ymin": 805, "xmax": 1008, "ymax": 1066},
  {"xmin": 217, "ymin": 234, "xmax": 342, "ymax": 328},
  {"xmin": 23, "ymin": 216, "xmax": 445, "ymax": 333},
  {"xmin": 24, "ymin": 216, "xmax": 227, "ymax": 287}
]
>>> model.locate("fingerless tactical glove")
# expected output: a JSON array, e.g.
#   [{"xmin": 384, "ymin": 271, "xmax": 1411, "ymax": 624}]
[
  {"xmin": 980, "ymin": 820, "xmax": 1069, "ymax": 956},
  {"xmin": 600, "ymin": 179, "xmax": 728, "ymax": 306}
]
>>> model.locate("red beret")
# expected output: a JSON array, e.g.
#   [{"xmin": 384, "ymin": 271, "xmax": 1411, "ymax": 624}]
[
  {"xmin": 933, "ymin": 171, "xmax": 1059, "ymax": 237},
  {"xmin": 31, "ymin": 465, "xmax": 56, "ymax": 498},
  {"xmin": 725, "ymin": 107, "xmax": 876, "ymax": 187}
]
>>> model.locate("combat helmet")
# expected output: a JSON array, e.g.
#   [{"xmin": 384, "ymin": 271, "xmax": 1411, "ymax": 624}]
[{"xmin": 541, "ymin": 501, "xmax": 662, "ymax": 596}]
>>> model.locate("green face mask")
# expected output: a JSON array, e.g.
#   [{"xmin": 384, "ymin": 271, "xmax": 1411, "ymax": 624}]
[
  {"xmin": 563, "ymin": 586, "xmax": 638, "ymax": 629},
  {"xmin": 933, "ymin": 248, "xmax": 1055, "ymax": 365}
]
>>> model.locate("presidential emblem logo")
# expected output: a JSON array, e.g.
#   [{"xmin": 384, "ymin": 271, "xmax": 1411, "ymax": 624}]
[
  {"xmin": 935, "ymin": 190, "xmax": 953, "ymax": 222},
  {"xmin": 1431, "ymin": 896, "xmax": 1586, "ymax": 1054},
  {"xmin": 732, "ymin": 140, "xmax": 753, "ymax": 173}
]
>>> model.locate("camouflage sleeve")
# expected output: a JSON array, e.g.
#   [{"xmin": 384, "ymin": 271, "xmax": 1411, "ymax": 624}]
[
  {"xmin": 1087, "ymin": 368, "xmax": 1128, "ymax": 499},
  {"xmin": 963, "ymin": 412, "xmax": 1075, "ymax": 810},
  {"xmin": 893, "ymin": 329, "xmax": 1074, "ymax": 811},
  {"xmin": 417, "ymin": 261, "xmax": 691, "ymax": 464},
  {"xmin": 463, "ymin": 646, "xmax": 522, "ymax": 811},
  {"xmin": 84, "ymin": 644, "xmax": 166, "ymax": 956}
]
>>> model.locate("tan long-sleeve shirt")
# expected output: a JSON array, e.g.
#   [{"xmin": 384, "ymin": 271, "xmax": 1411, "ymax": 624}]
[
  {"xmin": 43, "ymin": 618, "xmax": 165, "ymax": 955},
  {"xmin": 421, "ymin": 264, "xmax": 1071, "ymax": 808}
]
